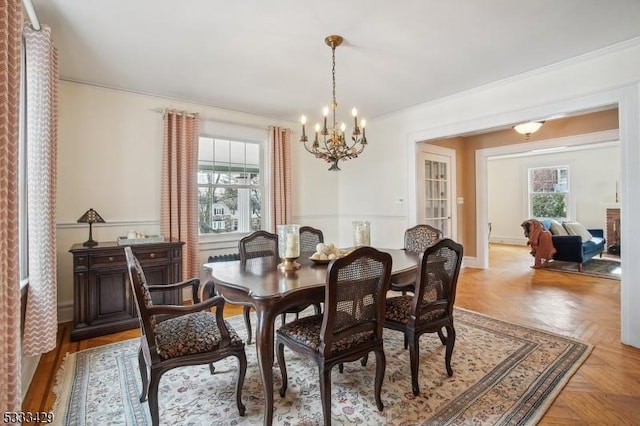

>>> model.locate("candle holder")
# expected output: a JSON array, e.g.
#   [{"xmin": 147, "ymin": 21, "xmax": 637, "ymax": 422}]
[
  {"xmin": 352, "ymin": 221, "xmax": 371, "ymax": 247},
  {"xmin": 278, "ymin": 224, "xmax": 301, "ymax": 272}
]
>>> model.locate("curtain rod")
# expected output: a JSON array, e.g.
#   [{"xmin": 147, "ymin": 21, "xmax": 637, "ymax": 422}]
[
  {"xmin": 22, "ymin": 0, "xmax": 41, "ymax": 30},
  {"xmin": 152, "ymin": 108, "xmax": 270, "ymax": 130}
]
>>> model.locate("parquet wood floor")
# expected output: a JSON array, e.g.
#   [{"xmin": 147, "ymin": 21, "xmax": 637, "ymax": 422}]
[{"xmin": 23, "ymin": 244, "xmax": 640, "ymax": 424}]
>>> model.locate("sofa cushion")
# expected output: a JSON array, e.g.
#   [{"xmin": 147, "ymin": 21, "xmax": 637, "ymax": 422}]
[
  {"xmin": 563, "ymin": 221, "xmax": 593, "ymax": 242},
  {"xmin": 548, "ymin": 219, "xmax": 568, "ymax": 236}
]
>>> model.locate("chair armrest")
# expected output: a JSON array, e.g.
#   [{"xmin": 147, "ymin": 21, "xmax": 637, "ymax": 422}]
[
  {"xmin": 147, "ymin": 294, "xmax": 225, "ymax": 316},
  {"xmin": 588, "ymin": 229, "xmax": 604, "ymax": 238},
  {"xmin": 147, "ymin": 278, "xmax": 201, "ymax": 303},
  {"xmin": 147, "ymin": 296, "xmax": 232, "ymax": 343}
]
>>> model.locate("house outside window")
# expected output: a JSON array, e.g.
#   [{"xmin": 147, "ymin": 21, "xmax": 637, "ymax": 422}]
[
  {"xmin": 198, "ymin": 136, "xmax": 263, "ymax": 235},
  {"xmin": 528, "ymin": 166, "xmax": 569, "ymax": 220}
]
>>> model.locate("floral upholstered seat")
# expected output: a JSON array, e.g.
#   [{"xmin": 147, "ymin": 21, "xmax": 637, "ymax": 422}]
[{"xmin": 155, "ymin": 312, "xmax": 243, "ymax": 360}]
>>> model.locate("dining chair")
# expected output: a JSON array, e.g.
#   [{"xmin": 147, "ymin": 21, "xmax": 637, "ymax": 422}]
[
  {"xmin": 299, "ymin": 225, "xmax": 324, "ymax": 253},
  {"xmin": 275, "ymin": 246, "xmax": 392, "ymax": 426},
  {"xmin": 238, "ymin": 230, "xmax": 319, "ymax": 344},
  {"xmin": 384, "ymin": 238, "xmax": 463, "ymax": 395},
  {"xmin": 391, "ymin": 224, "xmax": 444, "ymax": 293},
  {"xmin": 124, "ymin": 247, "xmax": 247, "ymax": 426}
]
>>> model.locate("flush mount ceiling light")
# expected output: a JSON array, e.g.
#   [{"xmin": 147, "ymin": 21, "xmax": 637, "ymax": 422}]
[
  {"xmin": 299, "ymin": 35, "xmax": 367, "ymax": 171},
  {"xmin": 513, "ymin": 121, "xmax": 545, "ymax": 139}
]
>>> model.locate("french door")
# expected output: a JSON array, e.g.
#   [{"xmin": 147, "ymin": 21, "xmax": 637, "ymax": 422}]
[{"xmin": 417, "ymin": 147, "xmax": 455, "ymax": 239}]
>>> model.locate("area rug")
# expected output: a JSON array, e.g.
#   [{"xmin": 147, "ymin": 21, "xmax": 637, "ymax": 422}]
[
  {"xmin": 52, "ymin": 308, "xmax": 591, "ymax": 426},
  {"xmin": 543, "ymin": 258, "xmax": 621, "ymax": 280}
]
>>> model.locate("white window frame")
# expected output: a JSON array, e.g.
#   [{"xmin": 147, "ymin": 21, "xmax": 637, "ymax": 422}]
[
  {"xmin": 19, "ymin": 37, "xmax": 28, "ymax": 289},
  {"xmin": 197, "ymin": 135, "xmax": 265, "ymax": 241},
  {"xmin": 528, "ymin": 165, "xmax": 570, "ymax": 220}
]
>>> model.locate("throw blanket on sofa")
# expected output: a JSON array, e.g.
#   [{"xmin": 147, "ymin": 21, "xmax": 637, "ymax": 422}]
[{"xmin": 521, "ymin": 219, "xmax": 556, "ymax": 268}]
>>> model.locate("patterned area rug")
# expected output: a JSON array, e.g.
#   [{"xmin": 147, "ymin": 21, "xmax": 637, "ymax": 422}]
[
  {"xmin": 52, "ymin": 308, "xmax": 591, "ymax": 426},
  {"xmin": 543, "ymin": 258, "xmax": 621, "ymax": 280}
]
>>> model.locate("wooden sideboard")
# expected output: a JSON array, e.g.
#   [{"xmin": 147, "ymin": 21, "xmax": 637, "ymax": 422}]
[{"xmin": 69, "ymin": 240, "xmax": 184, "ymax": 341}]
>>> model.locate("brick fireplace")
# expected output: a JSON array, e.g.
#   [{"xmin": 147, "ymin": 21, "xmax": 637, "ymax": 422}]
[{"xmin": 606, "ymin": 207, "xmax": 620, "ymax": 253}]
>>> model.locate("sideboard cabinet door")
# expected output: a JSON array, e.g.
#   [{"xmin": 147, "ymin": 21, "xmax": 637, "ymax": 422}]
[{"xmin": 69, "ymin": 240, "xmax": 184, "ymax": 341}]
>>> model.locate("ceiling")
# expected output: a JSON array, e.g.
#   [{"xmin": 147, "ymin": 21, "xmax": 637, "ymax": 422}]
[{"xmin": 30, "ymin": 1, "xmax": 640, "ymax": 123}]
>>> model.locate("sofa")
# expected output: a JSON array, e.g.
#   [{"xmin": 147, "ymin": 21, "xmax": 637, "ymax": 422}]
[{"xmin": 541, "ymin": 219, "xmax": 606, "ymax": 271}]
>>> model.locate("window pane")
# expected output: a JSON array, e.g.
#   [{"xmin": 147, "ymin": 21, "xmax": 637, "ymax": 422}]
[
  {"xmin": 529, "ymin": 166, "xmax": 569, "ymax": 219},
  {"xmin": 199, "ymin": 137, "xmax": 263, "ymax": 235}
]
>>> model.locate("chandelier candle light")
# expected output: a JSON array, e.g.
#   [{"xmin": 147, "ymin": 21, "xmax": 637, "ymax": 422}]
[{"xmin": 300, "ymin": 35, "xmax": 367, "ymax": 171}]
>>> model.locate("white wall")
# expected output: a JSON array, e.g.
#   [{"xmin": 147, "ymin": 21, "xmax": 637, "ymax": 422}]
[
  {"xmin": 488, "ymin": 144, "xmax": 621, "ymax": 245},
  {"xmin": 55, "ymin": 82, "xmax": 339, "ymax": 320}
]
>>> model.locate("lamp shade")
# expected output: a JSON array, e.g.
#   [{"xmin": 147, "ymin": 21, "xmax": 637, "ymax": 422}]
[
  {"xmin": 513, "ymin": 121, "xmax": 544, "ymax": 136},
  {"xmin": 77, "ymin": 208, "xmax": 105, "ymax": 224},
  {"xmin": 77, "ymin": 208, "xmax": 105, "ymax": 247}
]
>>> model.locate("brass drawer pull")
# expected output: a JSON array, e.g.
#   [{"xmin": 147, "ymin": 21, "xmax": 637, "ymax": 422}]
[
  {"xmin": 150, "ymin": 253, "xmax": 156, "ymax": 258},
  {"xmin": 108, "ymin": 256, "xmax": 114, "ymax": 262}
]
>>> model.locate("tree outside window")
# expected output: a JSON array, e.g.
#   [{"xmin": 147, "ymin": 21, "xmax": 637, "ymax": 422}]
[
  {"xmin": 198, "ymin": 137, "xmax": 262, "ymax": 235},
  {"xmin": 529, "ymin": 166, "xmax": 569, "ymax": 219}
]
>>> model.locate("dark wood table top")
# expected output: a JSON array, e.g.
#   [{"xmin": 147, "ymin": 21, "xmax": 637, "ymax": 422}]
[{"xmin": 204, "ymin": 248, "xmax": 419, "ymax": 299}]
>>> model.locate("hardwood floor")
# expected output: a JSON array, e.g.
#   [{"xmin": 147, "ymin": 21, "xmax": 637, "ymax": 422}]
[{"xmin": 23, "ymin": 244, "xmax": 640, "ymax": 424}]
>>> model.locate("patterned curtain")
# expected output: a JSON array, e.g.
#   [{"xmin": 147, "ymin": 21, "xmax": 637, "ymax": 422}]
[
  {"xmin": 0, "ymin": 0, "xmax": 23, "ymax": 410},
  {"xmin": 161, "ymin": 111, "xmax": 200, "ymax": 279},
  {"xmin": 22, "ymin": 25, "xmax": 59, "ymax": 357},
  {"xmin": 269, "ymin": 126, "xmax": 293, "ymax": 231}
]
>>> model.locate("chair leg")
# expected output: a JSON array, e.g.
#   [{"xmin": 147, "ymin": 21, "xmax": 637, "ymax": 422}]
[
  {"xmin": 235, "ymin": 351, "xmax": 247, "ymax": 416},
  {"xmin": 138, "ymin": 347, "xmax": 149, "ymax": 402},
  {"xmin": 276, "ymin": 340, "xmax": 288, "ymax": 397},
  {"xmin": 319, "ymin": 366, "xmax": 332, "ymax": 426},
  {"xmin": 437, "ymin": 327, "xmax": 447, "ymax": 345},
  {"xmin": 361, "ymin": 353, "xmax": 369, "ymax": 366},
  {"xmin": 444, "ymin": 324, "xmax": 456, "ymax": 377},
  {"xmin": 243, "ymin": 306, "xmax": 252, "ymax": 344},
  {"xmin": 404, "ymin": 333, "xmax": 409, "ymax": 349},
  {"xmin": 147, "ymin": 369, "xmax": 162, "ymax": 426},
  {"xmin": 281, "ymin": 313, "xmax": 287, "ymax": 327},
  {"xmin": 408, "ymin": 333, "xmax": 421, "ymax": 396},
  {"xmin": 313, "ymin": 302, "xmax": 321, "ymax": 314},
  {"xmin": 374, "ymin": 349, "xmax": 386, "ymax": 411},
  {"xmin": 209, "ymin": 363, "xmax": 216, "ymax": 374}
]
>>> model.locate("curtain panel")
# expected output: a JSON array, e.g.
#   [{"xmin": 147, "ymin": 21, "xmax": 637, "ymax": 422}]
[
  {"xmin": 0, "ymin": 0, "xmax": 23, "ymax": 410},
  {"xmin": 269, "ymin": 127, "xmax": 293, "ymax": 231},
  {"xmin": 161, "ymin": 111, "xmax": 200, "ymax": 279},
  {"xmin": 22, "ymin": 25, "xmax": 59, "ymax": 357}
]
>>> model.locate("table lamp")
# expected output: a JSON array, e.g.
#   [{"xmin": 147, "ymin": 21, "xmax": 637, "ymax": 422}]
[{"xmin": 77, "ymin": 208, "xmax": 105, "ymax": 247}]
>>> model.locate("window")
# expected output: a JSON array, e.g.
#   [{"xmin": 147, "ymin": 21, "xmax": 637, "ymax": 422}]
[
  {"xmin": 528, "ymin": 166, "xmax": 569, "ymax": 219},
  {"xmin": 198, "ymin": 136, "xmax": 263, "ymax": 235}
]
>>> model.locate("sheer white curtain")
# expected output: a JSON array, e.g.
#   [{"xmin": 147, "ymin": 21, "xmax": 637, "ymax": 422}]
[{"xmin": 22, "ymin": 25, "xmax": 59, "ymax": 357}]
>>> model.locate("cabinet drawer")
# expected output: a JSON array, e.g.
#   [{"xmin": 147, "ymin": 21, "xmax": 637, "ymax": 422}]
[
  {"xmin": 90, "ymin": 253, "xmax": 126, "ymax": 268},
  {"xmin": 133, "ymin": 247, "xmax": 170, "ymax": 262}
]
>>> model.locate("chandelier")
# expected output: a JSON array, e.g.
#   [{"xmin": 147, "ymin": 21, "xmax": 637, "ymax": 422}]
[{"xmin": 299, "ymin": 35, "xmax": 366, "ymax": 171}]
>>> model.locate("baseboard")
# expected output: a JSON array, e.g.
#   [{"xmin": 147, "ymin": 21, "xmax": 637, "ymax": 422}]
[
  {"xmin": 462, "ymin": 256, "xmax": 478, "ymax": 268},
  {"xmin": 57, "ymin": 300, "xmax": 73, "ymax": 323},
  {"xmin": 490, "ymin": 236, "xmax": 527, "ymax": 246}
]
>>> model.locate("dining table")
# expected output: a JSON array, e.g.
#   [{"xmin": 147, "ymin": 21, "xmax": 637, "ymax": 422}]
[{"xmin": 204, "ymin": 247, "xmax": 419, "ymax": 426}]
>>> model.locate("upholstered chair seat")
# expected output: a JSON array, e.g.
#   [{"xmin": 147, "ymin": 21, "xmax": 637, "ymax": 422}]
[
  {"xmin": 155, "ymin": 312, "xmax": 243, "ymax": 360},
  {"xmin": 277, "ymin": 313, "xmax": 375, "ymax": 353},
  {"xmin": 385, "ymin": 296, "xmax": 445, "ymax": 324}
]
